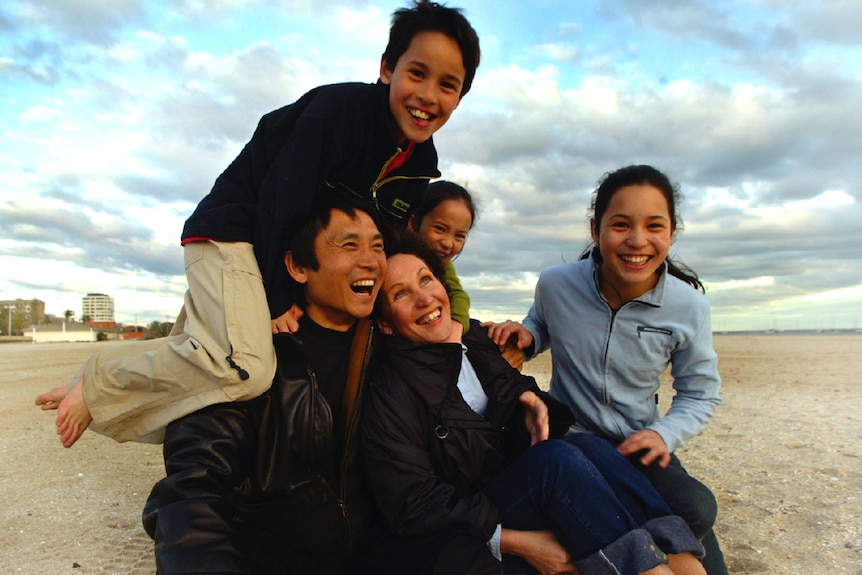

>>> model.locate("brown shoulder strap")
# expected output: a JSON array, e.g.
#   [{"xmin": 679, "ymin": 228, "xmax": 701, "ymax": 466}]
[{"xmin": 341, "ymin": 317, "xmax": 371, "ymax": 441}]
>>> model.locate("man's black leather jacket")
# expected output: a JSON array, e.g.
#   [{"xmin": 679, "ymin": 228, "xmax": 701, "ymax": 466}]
[{"xmin": 143, "ymin": 323, "xmax": 383, "ymax": 575}]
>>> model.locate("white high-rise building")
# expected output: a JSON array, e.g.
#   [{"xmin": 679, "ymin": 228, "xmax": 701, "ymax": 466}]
[{"xmin": 82, "ymin": 293, "xmax": 115, "ymax": 323}]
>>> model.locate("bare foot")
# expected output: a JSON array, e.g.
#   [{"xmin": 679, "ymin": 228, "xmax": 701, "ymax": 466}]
[
  {"xmin": 666, "ymin": 553, "xmax": 707, "ymax": 575},
  {"xmin": 35, "ymin": 385, "xmax": 68, "ymax": 410},
  {"xmin": 56, "ymin": 378, "xmax": 92, "ymax": 448}
]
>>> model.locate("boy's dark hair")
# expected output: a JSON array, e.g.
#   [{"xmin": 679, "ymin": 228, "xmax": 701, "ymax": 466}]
[
  {"xmin": 288, "ymin": 192, "xmax": 384, "ymax": 271},
  {"xmin": 383, "ymin": 0, "xmax": 481, "ymax": 97},
  {"xmin": 411, "ymin": 180, "xmax": 478, "ymax": 230}
]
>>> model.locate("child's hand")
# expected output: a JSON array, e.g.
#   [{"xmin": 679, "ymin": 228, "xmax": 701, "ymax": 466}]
[
  {"xmin": 617, "ymin": 429, "xmax": 671, "ymax": 468},
  {"xmin": 447, "ymin": 318, "xmax": 463, "ymax": 344},
  {"xmin": 501, "ymin": 343, "xmax": 524, "ymax": 371},
  {"xmin": 481, "ymin": 319, "xmax": 534, "ymax": 350},
  {"xmin": 271, "ymin": 305, "xmax": 304, "ymax": 334}
]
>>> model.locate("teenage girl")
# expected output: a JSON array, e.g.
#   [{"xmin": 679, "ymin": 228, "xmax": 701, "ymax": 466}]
[
  {"xmin": 484, "ymin": 165, "xmax": 727, "ymax": 575},
  {"xmin": 408, "ymin": 180, "xmax": 476, "ymax": 333}
]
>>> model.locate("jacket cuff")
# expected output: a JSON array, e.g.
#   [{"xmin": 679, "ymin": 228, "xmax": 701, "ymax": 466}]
[
  {"xmin": 487, "ymin": 523, "xmax": 502, "ymax": 561},
  {"xmin": 646, "ymin": 422, "xmax": 681, "ymax": 454}
]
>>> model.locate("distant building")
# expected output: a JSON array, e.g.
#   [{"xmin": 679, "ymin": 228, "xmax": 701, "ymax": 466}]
[
  {"xmin": 1, "ymin": 298, "xmax": 45, "ymax": 334},
  {"xmin": 0, "ymin": 298, "xmax": 45, "ymax": 321},
  {"xmin": 83, "ymin": 293, "xmax": 114, "ymax": 323},
  {"xmin": 29, "ymin": 323, "xmax": 97, "ymax": 343},
  {"xmin": 27, "ymin": 323, "xmax": 145, "ymax": 343}
]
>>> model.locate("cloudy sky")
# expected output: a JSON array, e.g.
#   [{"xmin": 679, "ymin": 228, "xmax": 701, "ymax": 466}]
[{"xmin": 2, "ymin": 0, "xmax": 861, "ymax": 332}]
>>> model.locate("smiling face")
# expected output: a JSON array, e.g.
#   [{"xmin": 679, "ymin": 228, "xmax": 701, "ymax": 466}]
[
  {"xmin": 412, "ymin": 198, "xmax": 473, "ymax": 262},
  {"xmin": 380, "ymin": 30, "xmax": 465, "ymax": 145},
  {"xmin": 378, "ymin": 253, "xmax": 455, "ymax": 345},
  {"xmin": 286, "ymin": 209, "xmax": 386, "ymax": 331},
  {"xmin": 592, "ymin": 184, "xmax": 673, "ymax": 305}
]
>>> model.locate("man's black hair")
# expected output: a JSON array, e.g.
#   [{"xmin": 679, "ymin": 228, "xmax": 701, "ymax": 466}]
[{"xmin": 288, "ymin": 192, "xmax": 384, "ymax": 271}]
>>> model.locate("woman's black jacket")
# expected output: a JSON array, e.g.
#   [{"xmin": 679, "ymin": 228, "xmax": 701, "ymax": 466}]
[{"xmin": 361, "ymin": 320, "xmax": 570, "ymax": 543}]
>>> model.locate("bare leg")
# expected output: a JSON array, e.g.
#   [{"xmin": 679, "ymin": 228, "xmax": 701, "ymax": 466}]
[
  {"xmin": 55, "ymin": 378, "xmax": 92, "ymax": 448},
  {"xmin": 667, "ymin": 553, "xmax": 707, "ymax": 575},
  {"xmin": 35, "ymin": 385, "xmax": 69, "ymax": 410},
  {"xmin": 642, "ymin": 565, "xmax": 674, "ymax": 575}
]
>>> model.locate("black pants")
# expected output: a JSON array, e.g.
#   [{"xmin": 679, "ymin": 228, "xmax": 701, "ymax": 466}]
[
  {"xmin": 630, "ymin": 452, "xmax": 728, "ymax": 575},
  {"xmin": 363, "ymin": 531, "xmax": 502, "ymax": 575}
]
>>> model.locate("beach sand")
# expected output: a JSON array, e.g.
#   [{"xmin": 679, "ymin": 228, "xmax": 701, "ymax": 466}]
[{"xmin": 1, "ymin": 335, "xmax": 860, "ymax": 574}]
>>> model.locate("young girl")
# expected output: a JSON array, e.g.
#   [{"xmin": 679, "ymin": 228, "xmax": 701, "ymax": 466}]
[
  {"xmin": 408, "ymin": 180, "xmax": 477, "ymax": 333},
  {"xmin": 484, "ymin": 165, "xmax": 727, "ymax": 574}
]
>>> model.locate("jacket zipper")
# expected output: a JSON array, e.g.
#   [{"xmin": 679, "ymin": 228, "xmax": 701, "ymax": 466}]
[
  {"xmin": 305, "ymin": 364, "xmax": 354, "ymax": 556},
  {"xmin": 364, "ymin": 147, "xmax": 402, "ymax": 210},
  {"xmin": 368, "ymin": 147, "xmax": 434, "ymax": 213},
  {"xmin": 307, "ymin": 367, "xmax": 319, "ymax": 462},
  {"xmin": 602, "ymin": 307, "xmax": 619, "ymax": 405}
]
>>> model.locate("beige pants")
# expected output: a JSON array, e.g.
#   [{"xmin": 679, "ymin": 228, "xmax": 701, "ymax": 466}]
[{"xmin": 82, "ymin": 241, "xmax": 276, "ymax": 443}]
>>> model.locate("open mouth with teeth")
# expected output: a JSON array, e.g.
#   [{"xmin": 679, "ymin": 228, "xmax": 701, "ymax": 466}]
[
  {"xmin": 416, "ymin": 308, "xmax": 442, "ymax": 325},
  {"xmin": 350, "ymin": 280, "xmax": 375, "ymax": 296},
  {"xmin": 408, "ymin": 107, "xmax": 434, "ymax": 122},
  {"xmin": 621, "ymin": 255, "xmax": 650, "ymax": 265}
]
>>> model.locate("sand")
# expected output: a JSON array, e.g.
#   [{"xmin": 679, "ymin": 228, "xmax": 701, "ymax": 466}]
[{"xmin": 1, "ymin": 335, "xmax": 860, "ymax": 574}]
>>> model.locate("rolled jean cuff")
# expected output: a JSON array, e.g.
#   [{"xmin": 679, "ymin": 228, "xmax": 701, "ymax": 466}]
[
  {"xmin": 643, "ymin": 516, "xmax": 706, "ymax": 559},
  {"xmin": 574, "ymin": 528, "xmax": 667, "ymax": 575}
]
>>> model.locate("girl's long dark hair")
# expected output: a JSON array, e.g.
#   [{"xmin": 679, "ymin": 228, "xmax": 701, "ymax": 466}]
[{"xmin": 580, "ymin": 165, "xmax": 704, "ymax": 292}]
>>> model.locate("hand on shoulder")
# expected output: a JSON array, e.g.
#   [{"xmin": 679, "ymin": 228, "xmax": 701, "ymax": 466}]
[{"xmin": 480, "ymin": 319, "xmax": 534, "ymax": 351}]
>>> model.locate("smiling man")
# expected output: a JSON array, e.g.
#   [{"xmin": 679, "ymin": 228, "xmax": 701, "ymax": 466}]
[{"xmin": 143, "ymin": 194, "xmax": 399, "ymax": 575}]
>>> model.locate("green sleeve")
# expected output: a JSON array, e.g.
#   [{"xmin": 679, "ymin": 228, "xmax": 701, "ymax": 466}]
[{"xmin": 444, "ymin": 260, "xmax": 471, "ymax": 334}]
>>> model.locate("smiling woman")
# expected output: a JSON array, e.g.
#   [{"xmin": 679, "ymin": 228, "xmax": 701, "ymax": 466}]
[{"xmin": 376, "ymin": 250, "xmax": 458, "ymax": 344}]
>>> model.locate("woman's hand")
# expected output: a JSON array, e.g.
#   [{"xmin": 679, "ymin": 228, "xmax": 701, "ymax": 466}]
[
  {"xmin": 519, "ymin": 391, "xmax": 549, "ymax": 445},
  {"xmin": 500, "ymin": 528, "xmax": 575, "ymax": 575}
]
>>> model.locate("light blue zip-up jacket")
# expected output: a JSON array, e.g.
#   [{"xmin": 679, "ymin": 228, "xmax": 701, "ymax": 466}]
[{"xmin": 523, "ymin": 256, "xmax": 722, "ymax": 453}]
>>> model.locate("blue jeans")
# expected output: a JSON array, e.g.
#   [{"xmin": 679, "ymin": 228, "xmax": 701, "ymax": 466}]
[
  {"xmin": 624, "ymin": 447, "xmax": 727, "ymax": 575},
  {"xmin": 483, "ymin": 434, "xmax": 703, "ymax": 574}
]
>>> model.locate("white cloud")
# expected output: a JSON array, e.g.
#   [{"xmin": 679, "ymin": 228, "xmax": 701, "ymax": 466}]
[
  {"xmin": 533, "ymin": 43, "xmax": 580, "ymax": 63},
  {"xmin": 2, "ymin": 0, "xmax": 861, "ymax": 332},
  {"xmin": 791, "ymin": 190, "xmax": 854, "ymax": 209}
]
